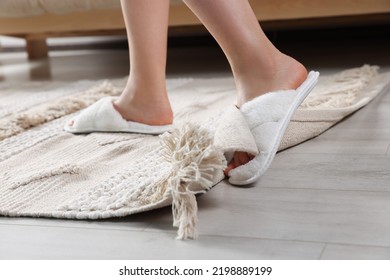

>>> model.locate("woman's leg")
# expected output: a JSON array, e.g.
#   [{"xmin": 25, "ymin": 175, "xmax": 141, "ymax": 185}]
[
  {"xmin": 183, "ymin": 0, "xmax": 308, "ymax": 172},
  {"xmin": 113, "ymin": 0, "xmax": 173, "ymax": 125},
  {"xmin": 183, "ymin": 0, "xmax": 307, "ymax": 107}
]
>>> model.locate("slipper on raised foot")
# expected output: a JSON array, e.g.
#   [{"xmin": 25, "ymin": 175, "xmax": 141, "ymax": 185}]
[{"xmin": 228, "ymin": 71, "xmax": 320, "ymax": 185}]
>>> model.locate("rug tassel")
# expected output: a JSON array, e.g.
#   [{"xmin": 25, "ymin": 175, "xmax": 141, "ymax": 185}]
[
  {"xmin": 160, "ymin": 123, "xmax": 226, "ymax": 240},
  {"xmin": 171, "ymin": 178, "xmax": 200, "ymax": 239}
]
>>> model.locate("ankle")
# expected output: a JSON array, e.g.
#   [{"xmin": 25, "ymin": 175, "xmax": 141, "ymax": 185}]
[
  {"xmin": 231, "ymin": 47, "xmax": 279, "ymax": 78},
  {"xmin": 114, "ymin": 97, "xmax": 173, "ymax": 126}
]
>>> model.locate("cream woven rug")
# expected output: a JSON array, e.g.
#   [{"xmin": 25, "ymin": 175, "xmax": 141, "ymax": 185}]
[{"xmin": 0, "ymin": 65, "xmax": 389, "ymax": 239}]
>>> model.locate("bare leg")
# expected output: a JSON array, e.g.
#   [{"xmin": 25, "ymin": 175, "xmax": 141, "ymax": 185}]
[
  {"xmin": 183, "ymin": 0, "xmax": 307, "ymax": 106},
  {"xmin": 112, "ymin": 0, "xmax": 173, "ymax": 125},
  {"xmin": 183, "ymin": 0, "xmax": 308, "ymax": 173}
]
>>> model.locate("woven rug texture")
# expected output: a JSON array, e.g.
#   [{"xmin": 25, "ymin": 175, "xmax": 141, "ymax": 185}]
[{"xmin": 0, "ymin": 65, "xmax": 389, "ymax": 238}]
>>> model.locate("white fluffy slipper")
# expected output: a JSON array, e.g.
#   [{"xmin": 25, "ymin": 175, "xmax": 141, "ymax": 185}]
[
  {"xmin": 228, "ymin": 71, "xmax": 320, "ymax": 185},
  {"xmin": 63, "ymin": 97, "xmax": 172, "ymax": 135}
]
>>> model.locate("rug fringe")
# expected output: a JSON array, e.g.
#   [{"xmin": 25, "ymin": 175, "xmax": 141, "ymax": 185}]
[
  {"xmin": 301, "ymin": 64, "xmax": 379, "ymax": 109},
  {"xmin": 160, "ymin": 123, "xmax": 226, "ymax": 240},
  {"xmin": 0, "ymin": 81, "xmax": 120, "ymax": 141}
]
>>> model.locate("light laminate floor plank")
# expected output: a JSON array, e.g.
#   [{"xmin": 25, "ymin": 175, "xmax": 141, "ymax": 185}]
[
  {"xmin": 0, "ymin": 224, "xmax": 324, "ymax": 260},
  {"xmin": 284, "ymin": 139, "xmax": 389, "ymax": 155},
  {"xmin": 145, "ymin": 182, "xmax": 390, "ymax": 248},
  {"xmin": 321, "ymin": 244, "xmax": 390, "ymax": 260},
  {"xmin": 260, "ymin": 153, "xmax": 390, "ymax": 192}
]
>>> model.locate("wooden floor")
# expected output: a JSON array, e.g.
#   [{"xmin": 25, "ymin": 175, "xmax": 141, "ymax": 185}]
[{"xmin": 0, "ymin": 28, "xmax": 389, "ymax": 259}]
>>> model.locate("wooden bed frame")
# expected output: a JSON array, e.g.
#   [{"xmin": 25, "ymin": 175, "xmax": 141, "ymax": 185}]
[{"xmin": 0, "ymin": 0, "xmax": 389, "ymax": 59}]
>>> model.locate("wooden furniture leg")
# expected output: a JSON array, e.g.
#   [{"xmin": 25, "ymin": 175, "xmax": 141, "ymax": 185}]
[{"xmin": 26, "ymin": 38, "xmax": 48, "ymax": 59}]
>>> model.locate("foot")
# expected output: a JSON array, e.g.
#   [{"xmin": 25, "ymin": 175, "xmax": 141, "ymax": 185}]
[
  {"xmin": 113, "ymin": 90, "xmax": 173, "ymax": 126},
  {"xmin": 225, "ymin": 54, "xmax": 308, "ymax": 176}
]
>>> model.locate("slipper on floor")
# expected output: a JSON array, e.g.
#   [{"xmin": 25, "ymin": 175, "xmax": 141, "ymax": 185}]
[
  {"xmin": 63, "ymin": 96, "xmax": 172, "ymax": 135},
  {"xmin": 228, "ymin": 71, "xmax": 320, "ymax": 185}
]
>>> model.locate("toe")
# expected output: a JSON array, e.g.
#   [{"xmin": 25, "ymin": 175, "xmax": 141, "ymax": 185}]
[
  {"xmin": 224, "ymin": 151, "xmax": 254, "ymax": 177},
  {"xmin": 224, "ymin": 161, "xmax": 236, "ymax": 177},
  {"xmin": 233, "ymin": 151, "xmax": 252, "ymax": 166}
]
